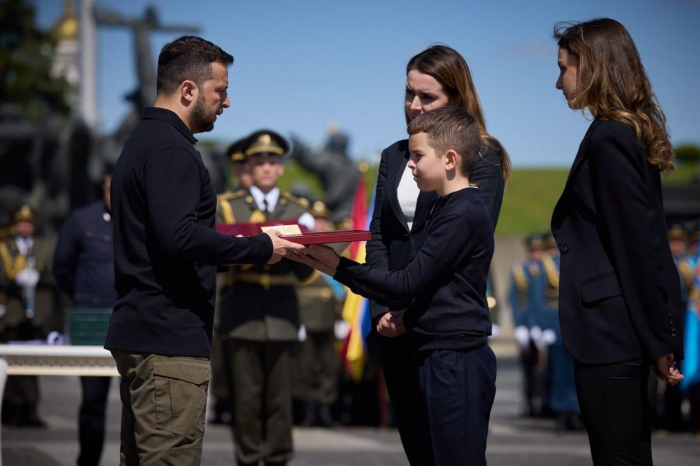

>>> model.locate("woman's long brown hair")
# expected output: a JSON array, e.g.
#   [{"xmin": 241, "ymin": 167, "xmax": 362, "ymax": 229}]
[
  {"xmin": 554, "ymin": 18, "xmax": 674, "ymax": 172},
  {"xmin": 406, "ymin": 45, "xmax": 511, "ymax": 183}
]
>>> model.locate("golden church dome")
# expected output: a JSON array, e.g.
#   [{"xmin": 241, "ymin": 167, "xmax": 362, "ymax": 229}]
[{"xmin": 53, "ymin": 0, "xmax": 78, "ymax": 41}]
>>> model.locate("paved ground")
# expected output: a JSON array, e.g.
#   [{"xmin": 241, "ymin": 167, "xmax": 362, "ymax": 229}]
[{"xmin": 2, "ymin": 352, "xmax": 698, "ymax": 465}]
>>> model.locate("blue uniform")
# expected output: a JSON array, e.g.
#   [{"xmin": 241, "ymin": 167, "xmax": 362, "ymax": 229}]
[
  {"xmin": 540, "ymin": 253, "xmax": 579, "ymax": 415},
  {"xmin": 53, "ymin": 200, "xmax": 116, "ymax": 466},
  {"xmin": 54, "ymin": 201, "xmax": 117, "ymax": 308},
  {"xmin": 509, "ymin": 258, "xmax": 545, "ymax": 416},
  {"xmin": 509, "ymin": 259, "xmax": 544, "ymax": 330}
]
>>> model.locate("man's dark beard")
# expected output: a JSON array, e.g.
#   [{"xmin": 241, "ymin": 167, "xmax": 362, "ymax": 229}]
[{"xmin": 191, "ymin": 96, "xmax": 216, "ymax": 133}]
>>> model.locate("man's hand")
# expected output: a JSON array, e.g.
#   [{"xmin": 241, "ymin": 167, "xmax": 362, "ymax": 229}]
[
  {"xmin": 376, "ymin": 310, "xmax": 406, "ymax": 338},
  {"xmin": 264, "ymin": 230, "xmax": 305, "ymax": 264},
  {"xmin": 287, "ymin": 249, "xmax": 336, "ymax": 275},
  {"xmin": 651, "ymin": 353, "xmax": 684, "ymax": 386}
]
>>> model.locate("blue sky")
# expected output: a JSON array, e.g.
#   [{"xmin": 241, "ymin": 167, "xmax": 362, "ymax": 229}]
[{"xmin": 35, "ymin": 0, "xmax": 700, "ymax": 167}]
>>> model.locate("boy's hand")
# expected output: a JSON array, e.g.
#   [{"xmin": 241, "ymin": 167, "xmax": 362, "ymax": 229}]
[
  {"xmin": 377, "ymin": 310, "xmax": 406, "ymax": 337},
  {"xmin": 303, "ymin": 245, "xmax": 341, "ymax": 268},
  {"xmin": 287, "ymin": 249, "xmax": 336, "ymax": 276}
]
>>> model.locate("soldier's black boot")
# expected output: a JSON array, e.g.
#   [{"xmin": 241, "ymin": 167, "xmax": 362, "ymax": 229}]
[
  {"xmin": 317, "ymin": 403, "xmax": 334, "ymax": 428},
  {"xmin": 209, "ymin": 398, "xmax": 231, "ymax": 425},
  {"xmin": 22, "ymin": 404, "xmax": 47, "ymax": 428}
]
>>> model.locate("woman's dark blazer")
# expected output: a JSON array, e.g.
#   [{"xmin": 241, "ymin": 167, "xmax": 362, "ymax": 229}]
[
  {"xmin": 366, "ymin": 138, "xmax": 505, "ymax": 318},
  {"xmin": 551, "ymin": 119, "xmax": 684, "ymax": 365}
]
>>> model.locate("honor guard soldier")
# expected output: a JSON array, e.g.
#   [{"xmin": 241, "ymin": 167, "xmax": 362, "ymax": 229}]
[
  {"xmin": 209, "ymin": 137, "xmax": 252, "ymax": 426},
  {"xmin": 662, "ymin": 223, "xmax": 694, "ymax": 430},
  {"xmin": 540, "ymin": 233, "xmax": 581, "ymax": 430},
  {"xmin": 294, "ymin": 200, "xmax": 345, "ymax": 427},
  {"xmin": 227, "ymin": 137, "xmax": 253, "ymax": 192},
  {"xmin": 217, "ymin": 129, "xmax": 315, "ymax": 466},
  {"xmin": 0, "ymin": 205, "xmax": 55, "ymax": 427},
  {"xmin": 508, "ymin": 234, "xmax": 545, "ymax": 417}
]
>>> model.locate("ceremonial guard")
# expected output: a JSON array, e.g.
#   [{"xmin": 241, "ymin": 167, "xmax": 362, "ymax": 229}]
[
  {"xmin": 540, "ymin": 233, "xmax": 581, "ymax": 430},
  {"xmin": 294, "ymin": 200, "xmax": 344, "ymax": 427},
  {"xmin": 0, "ymin": 205, "xmax": 55, "ymax": 427},
  {"xmin": 217, "ymin": 130, "xmax": 315, "ymax": 466},
  {"xmin": 210, "ymin": 138, "xmax": 251, "ymax": 426},
  {"xmin": 508, "ymin": 234, "xmax": 545, "ymax": 416},
  {"xmin": 664, "ymin": 224, "xmax": 698, "ymax": 431}
]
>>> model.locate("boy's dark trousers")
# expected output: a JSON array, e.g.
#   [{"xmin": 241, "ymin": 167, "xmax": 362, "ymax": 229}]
[{"xmin": 415, "ymin": 345, "xmax": 497, "ymax": 466}]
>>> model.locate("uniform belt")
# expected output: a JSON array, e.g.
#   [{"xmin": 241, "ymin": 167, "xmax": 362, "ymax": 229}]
[
  {"xmin": 233, "ymin": 273, "xmax": 296, "ymax": 290},
  {"xmin": 297, "ymin": 288, "xmax": 334, "ymax": 300}
]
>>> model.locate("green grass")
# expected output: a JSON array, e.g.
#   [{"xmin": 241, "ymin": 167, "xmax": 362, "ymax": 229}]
[
  {"xmin": 275, "ymin": 161, "xmax": 699, "ymax": 235},
  {"xmin": 496, "ymin": 169, "xmax": 568, "ymax": 235}
]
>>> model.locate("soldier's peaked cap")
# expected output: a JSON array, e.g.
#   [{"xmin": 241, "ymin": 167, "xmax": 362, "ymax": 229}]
[
  {"xmin": 11, "ymin": 204, "xmax": 38, "ymax": 223},
  {"xmin": 226, "ymin": 138, "xmax": 247, "ymax": 162},
  {"xmin": 245, "ymin": 130, "xmax": 289, "ymax": 158}
]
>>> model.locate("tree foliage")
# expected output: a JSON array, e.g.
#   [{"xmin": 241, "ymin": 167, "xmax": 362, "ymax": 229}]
[
  {"xmin": 0, "ymin": 0, "xmax": 72, "ymax": 122},
  {"xmin": 675, "ymin": 144, "xmax": 700, "ymax": 164}
]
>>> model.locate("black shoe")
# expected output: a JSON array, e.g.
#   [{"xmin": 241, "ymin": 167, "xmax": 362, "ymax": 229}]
[
  {"xmin": 264, "ymin": 462, "xmax": 287, "ymax": 466},
  {"xmin": 565, "ymin": 413, "xmax": 585, "ymax": 432},
  {"xmin": 209, "ymin": 399, "xmax": 231, "ymax": 425},
  {"xmin": 1, "ymin": 402, "xmax": 21, "ymax": 427},
  {"xmin": 317, "ymin": 403, "xmax": 335, "ymax": 428},
  {"xmin": 21, "ymin": 405, "xmax": 47, "ymax": 428},
  {"xmin": 237, "ymin": 460, "xmax": 258, "ymax": 466}
]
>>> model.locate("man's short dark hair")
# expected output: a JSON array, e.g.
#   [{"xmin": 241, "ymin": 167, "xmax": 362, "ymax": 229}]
[
  {"xmin": 407, "ymin": 107, "xmax": 481, "ymax": 176},
  {"xmin": 157, "ymin": 36, "xmax": 234, "ymax": 95}
]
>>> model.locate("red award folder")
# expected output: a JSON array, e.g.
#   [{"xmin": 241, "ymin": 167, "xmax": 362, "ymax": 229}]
[
  {"xmin": 280, "ymin": 230, "xmax": 370, "ymax": 245},
  {"xmin": 282, "ymin": 230, "xmax": 371, "ymax": 254}
]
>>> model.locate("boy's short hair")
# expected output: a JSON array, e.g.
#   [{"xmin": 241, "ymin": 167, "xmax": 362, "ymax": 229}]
[
  {"xmin": 407, "ymin": 107, "xmax": 481, "ymax": 176},
  {"xmin": 157, "ymin": 36, "xmax": 234, "ymax": 95}
]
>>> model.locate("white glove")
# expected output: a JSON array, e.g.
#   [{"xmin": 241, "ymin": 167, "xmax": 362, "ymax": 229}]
[
  {"xmin": 334, "ymin": 320, "xmax": 350, "ymax": 340},
  {"xmin": 490, "ymin": 324, "xmax": 501, "ymax": 339},
  {"xmin": 514, "ymin": 326, "xmax": 530, "ymax": 348},
  {"xmin": 298, "ymin": 324, "xmax": 307, "ymax": 342},
  {"xmin": 542, "ymin": 329, "xmax": 557, "ymax": 346},
  {"xmin": 16, "ymin": 268, "xmax": 39, "ymax": 288},
  {"xmin": 47, "ymin": 331, "xmax": 66, "ymax": 345},
  {"xmin": 530, "ymin": 326, "xmax": 546, "ymax": 350}
]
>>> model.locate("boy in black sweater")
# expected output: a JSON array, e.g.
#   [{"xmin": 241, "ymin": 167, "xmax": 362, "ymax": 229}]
[{"xmin": 290, "ymin": 106, "xmax": 496, "ymax": 466}]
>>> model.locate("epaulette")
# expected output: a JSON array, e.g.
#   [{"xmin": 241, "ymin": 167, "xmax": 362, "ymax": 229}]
[
  {"xmin": 281, "ymin": 191, "xmax": 310, "ymax": 209},
  {"xmin": 541, "ymin": 254, "xmax": 560, "ymax": 289},
  {"xmin": 218, "ymin": 190, "xmax": 245, "ymax": 202},
  {"xmin": 512, "ymin": 264, "xmax": 529, "ymax": 293}
]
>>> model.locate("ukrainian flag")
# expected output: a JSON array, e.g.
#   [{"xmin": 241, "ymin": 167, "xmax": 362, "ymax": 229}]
[{"xmin": 340, "ymin": 173, "xmax": 373, "ymax": 382}]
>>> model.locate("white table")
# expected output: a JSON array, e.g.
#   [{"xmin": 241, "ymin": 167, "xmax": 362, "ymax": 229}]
[{"xmin": 0, "ymin": 344, "xmax": 118, "ymax": 465}]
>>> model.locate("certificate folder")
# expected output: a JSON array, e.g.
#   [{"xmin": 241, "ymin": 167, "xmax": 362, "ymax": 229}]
[
  {"xmin": 281, "ymin": 230, "xmax": 370, "ymax": 245},
  {"xmin": 282, "ymin": 230, "xmax": 371, "ymax": 255},
  {"xmin": 216, "ymin": 223, "xmax": 370, "ymax": 255}
]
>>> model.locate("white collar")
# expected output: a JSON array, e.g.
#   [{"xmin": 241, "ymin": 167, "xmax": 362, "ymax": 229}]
[
  {"xmin": 249, "ymin": 186, "xmax": 280, "ymax": 212},
  {"xmin": 15, "ymin": 236, "xmax": 33, "ymax": 256}
]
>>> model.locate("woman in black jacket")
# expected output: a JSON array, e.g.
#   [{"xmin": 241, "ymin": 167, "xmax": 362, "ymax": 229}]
[
  {"xmin": 365, "ymin": 45, "xmax": 510, "ymax": 465},
  {"xmin": 551, "ymin": 19, "xmax": 684, "ymax": 465}
]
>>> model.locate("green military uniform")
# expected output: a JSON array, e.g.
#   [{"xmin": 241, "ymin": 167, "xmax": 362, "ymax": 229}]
[
  {"xmin": 294, "ymin": 272, "xmax": 343, "ymax": 426},
  {"xmin": 0, "ymin": 205, "xmax": 56, "ymax": 427},
  {"xmin": 209, "ymin": 138, "xmax": 248, "ymax": 426},
  {"xmin": 217, "ymin": 130, "xmax": 315, "ymax": 466}
]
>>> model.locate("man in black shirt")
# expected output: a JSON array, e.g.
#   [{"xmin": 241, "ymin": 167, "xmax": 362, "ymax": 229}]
[{"xmin": 106, "ymin": 36, "xmax": 303, "ymax": 465}]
